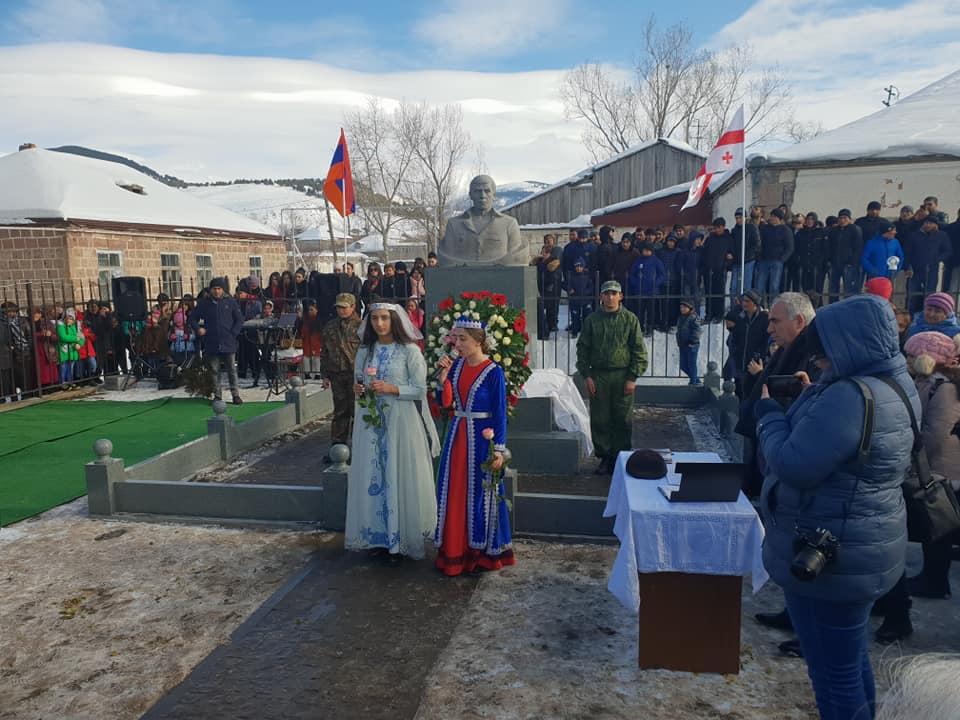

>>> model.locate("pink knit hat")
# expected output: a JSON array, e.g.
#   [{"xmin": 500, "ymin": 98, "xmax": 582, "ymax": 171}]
[
  {"xmin": 924, "ymin": 292, "xmax": 955, "ymax": 315},
  {"xmin": 904, "ymin": 331, "xmax": 960, "ymax": 372}
]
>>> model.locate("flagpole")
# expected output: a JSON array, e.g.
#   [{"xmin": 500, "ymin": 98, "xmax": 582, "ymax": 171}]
[
  {"xmin": 739, "ymin": 113, "xmax": 747, "ymax": 296},
  {"xmin": 342, "ymin": 129, "xmax": 349, "ymax": 270}
]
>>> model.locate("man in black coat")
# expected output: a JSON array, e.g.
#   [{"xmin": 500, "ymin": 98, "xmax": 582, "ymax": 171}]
[
  {"xmin": 192, "ymin": 277, "xmax": 245, "ymax": 405},
  {"xmin": 827, "ymin": 209, "xmax": 864, "ymax": 301},
  {"xmin": 855, "ymin": 201, "xmax": 886, "ymax": 246},
  {"xmin": 756, "ymin": 208, "xmax": 794, "ymax": 299},
  {"xmin": 729, "ymin": 208, "xmax": 759, "ymax": 300},
  {"xmin": 701, "ymin": 218, "xmax": 731, "ymax": 321},
  {"xmin": 794, "ymin": 212, "xmax": 827, "ymax": 301},
  {"xmin": 904, "ymin": 215, "xmax": 952, "ymax": 311}
]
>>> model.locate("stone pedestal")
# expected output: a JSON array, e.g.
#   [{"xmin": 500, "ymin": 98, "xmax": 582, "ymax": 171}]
[{"xmin": 425, "ymin": 265, "xmax": 539, "ymax": 366}]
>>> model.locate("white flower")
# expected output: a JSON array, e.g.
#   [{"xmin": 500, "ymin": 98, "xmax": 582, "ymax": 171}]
[
  {"xmin": 454, "ymin": 303, "xmax": 462, "ymax": 311},
  {"xmin": 468, "ymin": 300, "xmax": 477, "ymax": 309},
  {"xmin": 427, "ymin": 338, "xmax": 435, "ymax": 346},
  {"xmin": 498, "ymin": 318, "xmax": 508, "ymax": 328},
  {"xmin": 503, "ymin": 357, "xmax": 512, "ymax": 367},
  {"xmin": 472, "ymin": 311, "xmax": 480, "ymax": 320},
  {"xmin": 494, "ymin": 330, "xmax": 503, "ymax": 339},
  {"xmin": 502, "ymin": 336, "xmax": 511, "ymax": 346},
  {"xmin": 488, "ymin": 314, "xmax": 499, "ymax": 325},
  {"xmin": 432, "ymin": 317, "xmax": 440, "ymax": 325},
  {"xmin": 506, "ymin": 328, "xmax": 514, "ymax": 335},
  {"xmin": 439, "ymin": 326, "xmax": 448, "ymax": 336},
  {"xmin": 493, "ymin": 353, "xmax": 502, "ymax": 362},
  {"xmin": 443, "ymin": 314, "xmax": 450, "ymax": 322}
]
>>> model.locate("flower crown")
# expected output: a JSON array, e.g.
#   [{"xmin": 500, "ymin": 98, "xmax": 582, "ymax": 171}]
[{"xmin": 453, "ymin": 314, "xmax": 484, "ymax": 330}]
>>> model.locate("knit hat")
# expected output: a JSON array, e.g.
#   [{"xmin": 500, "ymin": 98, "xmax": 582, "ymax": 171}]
[
  {"xmin": 210, "ymin": 277, "xmax": 227, "ymax": 290},
  {"xmin": 625, "ymin": 449, "xmax": 668, "ymax": 480},
  {"xmin": 247, "ymin": 274, "xmax": 260, "ymax": 288},
  {"xmin": 741, "ymin": 289, "xmax": 763, "ymax": 307},
  {"xmin": 904, "ymin": 331, "xmax": 960, "ymax": 374},
  {"xmin": 574, "ymin": 257, "xmax": 587, "ymax": 269},
  {"xmin": 577, "ymin": 228, "xmax": 590, "ymax": 239},
  {"xmin": 838, "ymin": 208, "xmax": 852, "ymax": 218},
  {"xmin": 865, "ymin": 277, "xmax": 893, "ymax": 301},
  {"xmin": 867, "ymin": 201, "xmax": 882, "ymax": 211},
  {"xmin": 770, "ymin": 208, "xmax": 785, "ymax": 220},
  {"xmin": 679, "ymin": 298, "xmax": 696, "ymax": 310},
  {"xmin": 925, "ymin": 292, "xmax": 955, "ymax": 315}
]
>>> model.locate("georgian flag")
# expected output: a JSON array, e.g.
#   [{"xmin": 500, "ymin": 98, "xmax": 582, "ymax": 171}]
[{"xmin": 681, "ymin": 106, "xmax": 745, "ymax": 211}]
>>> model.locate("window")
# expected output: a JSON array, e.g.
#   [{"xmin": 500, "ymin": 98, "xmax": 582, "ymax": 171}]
[
  {"xmin": 195, "ymin": 254, "xmax": 214, "ymax": 291},
  {"xmin": 160, "ymin": 253, "xmax": 183, "ymax": 298},
  {"xmin": 97, "ymin": 251, "xmax": 122, "ymax": 300},
  {"xmin": 249, "ymin": 256, "xmax": 263, "ymax": 282}
]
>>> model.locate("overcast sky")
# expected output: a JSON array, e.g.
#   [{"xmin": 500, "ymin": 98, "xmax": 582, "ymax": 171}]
[{"xmin": 1, "ymin": 0, "xmax": 957, "ymax": 186}]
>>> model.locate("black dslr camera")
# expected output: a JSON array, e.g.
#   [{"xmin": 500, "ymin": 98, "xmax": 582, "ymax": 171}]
[{"xmin": 791, "ymin": 527, "xmax": 839, "ymax": 581}]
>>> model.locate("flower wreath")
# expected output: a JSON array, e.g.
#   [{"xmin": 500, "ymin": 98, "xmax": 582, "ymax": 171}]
[{"xmin": 426, "ymin": 291, "xmax": 532, "ymax": 414}]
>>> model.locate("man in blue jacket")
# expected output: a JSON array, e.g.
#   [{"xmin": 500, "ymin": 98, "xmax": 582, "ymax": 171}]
[
  {"xmin": 860, "ymin": 221, "xmax": 905, "ymax": 281},
  {"xmin": 756, "ymin": 208, "xmax": 794, "ymax": 298},
  {"xmin": 628, "ymin": 243, "xmax": 665, "ymax": 333},
  {"xmin": 192, "ymin": 277, "xmax": 245, "ymax": 404}
]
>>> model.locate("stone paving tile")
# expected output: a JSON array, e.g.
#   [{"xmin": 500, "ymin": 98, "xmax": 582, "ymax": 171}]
[{"xmin": 143, "ymin": 538, "xmax": 478, "ymax": 720}]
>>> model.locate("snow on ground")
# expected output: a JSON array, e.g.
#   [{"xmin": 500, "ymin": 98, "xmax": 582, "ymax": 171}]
[
  {"xmin": 80, "ymin": 376, "xmax": 328, "ymax": 403},
  {"xmin": 0, "ymin": 499, "xmax": 326, "ymax": 720}
]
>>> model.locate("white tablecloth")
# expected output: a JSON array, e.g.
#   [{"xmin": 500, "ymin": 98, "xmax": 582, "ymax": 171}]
[
  {"xmin": 519, "ymin": 368, "xmax": 593, "ymax": 456},
  {"xmin": 604, "ymin": 450, "xmax": 768, "ymax": 612}
]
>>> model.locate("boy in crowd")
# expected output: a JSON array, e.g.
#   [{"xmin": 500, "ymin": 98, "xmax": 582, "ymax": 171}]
[{"xmin": 676, "ymin": 298, "xmax": 701, "ymax": 385}]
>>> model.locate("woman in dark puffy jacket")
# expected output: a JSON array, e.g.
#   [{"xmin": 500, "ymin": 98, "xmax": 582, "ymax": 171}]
[{"xmin": 755, "ymin": 294, "xmax": 916, "ymax": 720}]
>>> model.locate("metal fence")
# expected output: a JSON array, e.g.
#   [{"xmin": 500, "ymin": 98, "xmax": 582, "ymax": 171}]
[{"xmin": 534, "ymin": 271, "xmax": 959, "ymax": 379}]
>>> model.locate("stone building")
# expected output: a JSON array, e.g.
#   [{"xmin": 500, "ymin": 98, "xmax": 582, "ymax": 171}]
[{"xmin": 0, "ymin": 146, "xmax": 285, "ymax": 302}]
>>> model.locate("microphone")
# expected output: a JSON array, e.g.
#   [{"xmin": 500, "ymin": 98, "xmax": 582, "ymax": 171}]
[{"xmin": 433, "ymin": 348, "xmax": 459, "ymax": 381}]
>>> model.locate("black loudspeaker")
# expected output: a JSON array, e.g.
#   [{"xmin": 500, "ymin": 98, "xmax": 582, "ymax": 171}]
[{"xmin": 112, "ymin": 276, "xmax": 148, "ymax": 321}]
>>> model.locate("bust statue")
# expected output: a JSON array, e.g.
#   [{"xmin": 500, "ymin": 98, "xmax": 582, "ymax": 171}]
[{"xmin": 437, "ymin": 175, "xmax": 527, "ymax": 266}]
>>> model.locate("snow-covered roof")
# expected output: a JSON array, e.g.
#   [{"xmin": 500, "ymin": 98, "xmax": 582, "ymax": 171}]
[
  {"xmin": 503, "ymin": 138, "xmax": 706, "ymax": 211},
  {"xmin": 519, "ymin": 214, "xmax": 594, "ymax": 230},
  {"xmin": 761, "ymin": 69, "xmax": 960, "ymax": 165},
  {"xmin": 591, "ymin": 182, "xmax": 692, "ymax": 217},
  {"xmin": 0, "ymin": 148, "xmax": 278, "ymax": 236},
  {"xmin": 349, "ymin": 234, "xmax": 428, "ymax": 253}
]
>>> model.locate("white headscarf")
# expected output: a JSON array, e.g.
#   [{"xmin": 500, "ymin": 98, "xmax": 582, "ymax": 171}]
[
  {"xmin": 355, "ymin": 302, "xmax": 439, "ymax": 456},
  {"xmin": 356, "ymin": 302, "xmax": 424, "ymax": 341}
]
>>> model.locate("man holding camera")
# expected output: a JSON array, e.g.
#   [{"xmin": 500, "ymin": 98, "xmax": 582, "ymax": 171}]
[{"xmin": 752, "ymin": 295, "xmax": 916, "ymax": 720}]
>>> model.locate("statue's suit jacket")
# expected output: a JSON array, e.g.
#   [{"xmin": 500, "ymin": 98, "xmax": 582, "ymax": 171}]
[{"xmin": 438, "ymin": 208, "xmax": 528, "ymax": 266}]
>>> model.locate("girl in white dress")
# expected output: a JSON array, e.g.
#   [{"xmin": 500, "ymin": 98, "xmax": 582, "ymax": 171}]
[{"xmin": 344, "ymin": 303, "xmax": 439, "ymax": 565}]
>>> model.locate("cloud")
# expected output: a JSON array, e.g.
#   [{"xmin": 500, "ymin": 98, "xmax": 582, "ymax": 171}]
[
  {"xmin": 710, "ymin": 0, "xmax": 960, "ymax": 131},
  {"xmin": 5, "ymin": 0, "xmax": 117, "ymax": 43},
  {"xmin": 0, "ymin": 43, "xmax": 576, "ymax": 185},
  {"xmin": 412, "ymin": 0, "xmax": 574, "ymax": 61}
]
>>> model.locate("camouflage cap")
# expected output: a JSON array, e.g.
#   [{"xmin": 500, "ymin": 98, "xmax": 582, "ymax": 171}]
[
  {"xmin": 600, "ymin": 280, "xmax": 622, "ymax": 294},
  {"xmin": 334, "ymin": 293, "xmax": 356, "ymax": 307}
]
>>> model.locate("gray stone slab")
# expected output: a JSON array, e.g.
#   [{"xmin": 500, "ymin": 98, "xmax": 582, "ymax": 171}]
[
  {"xmin": 124, "ymin": 435, "xmax": 222, "ymax": 482},
  {"xmin": 230, "ymin": 404, "xmax": 297, "ymax": 453},
  {"xmin": 113, "ymin": 481, "xmax": 326, "ymax": 523},
  {"xmin": 509, "ymin": 396, "xmax": 554, "ymax": 432},
  {"xmin": 509, "ymin": 430, "xmax": 581, "ymax": 473},
  {"xmin": 513, "ymin": 493, "xmax": 613, "ymax": 537},
  {"xmin": 425, "ymin": 265, "xmax": 540, "ymax": 366},
  {"xmin": 634, "ymin": 384, "xmax": 711, "ymax": 406}
]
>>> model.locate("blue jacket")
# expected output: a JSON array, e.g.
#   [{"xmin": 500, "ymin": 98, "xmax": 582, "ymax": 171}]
[
  {"xmin": 904, "ymin": 228, "xmax": 951, "ymax": 273},
  {"xmin": 861, "ymin": 235, "xmax": 905, "ymax": 279},
  {"xmin": 628, "ymin": 255, "xmax": 666, "ymax": 297},
  {"xmin": 562, "ymin": 240, "xmax": 595, "ymax": 287},
  {"xmin": 677, "ymin": 246, "xmax": 701, "ymax": 287},
  {"xmin": 567, "ymin": 270, "xmax": 594, "ymax": 301},
  {"xmin": 905, "ymin": 312, "xmax": 960, "ymax": 339},
  {"xmin": 191, "ymin": 295, "xmax": 244, "ymax": 355},
  {"xmin": 755, "ymin": 295, "xmax": 915, "ymax": 603}
]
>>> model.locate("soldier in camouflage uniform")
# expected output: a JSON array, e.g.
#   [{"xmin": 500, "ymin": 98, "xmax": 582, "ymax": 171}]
[
  {"xmin": 321, "ymin": 293, "xmax": 362, "ymax": 460},
  {"xmin": 576, "ymin": 280, "xmax": 647, "ymax": 474}
]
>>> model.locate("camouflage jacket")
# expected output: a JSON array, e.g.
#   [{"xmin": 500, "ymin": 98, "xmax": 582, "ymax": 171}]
[
  {"xmin": 575, "ymin": 307, "xmax": 647, "ymax": 379},
  {"xmin": 320, "ymin": 315, "xmax": 361, "ymax": 375}
]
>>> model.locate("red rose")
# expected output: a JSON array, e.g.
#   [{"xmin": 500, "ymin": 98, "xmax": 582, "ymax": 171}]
[
  {"xmin": 461, "ymin": 291, "xmax": 476, "ymax": 300},
  {"xmin": 523, "ymin": 353, "xmax": 530, "ymax": 367},
  {"xmin": 491, "ymin": 293, "xmax": 507, "ymax": 306},
  {"xmin": 438, "ymin": 297, "xmax": 454, "ymax": 311},
  {"xmin": 478, "ymin": 290, "xmax": 492, "ymax": 300},
  {"xmin": 522, "ymin": 332, "xmax": 529, "ymax": 343},
  {"xmin": 508, "ymin": 394, "xmax": 519, "ymax": 407},
  {"xmin": 513, "ymin": 314, "xmax": 526, "ymax": 333}
]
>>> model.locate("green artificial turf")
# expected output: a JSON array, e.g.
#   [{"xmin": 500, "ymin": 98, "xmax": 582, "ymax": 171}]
[{"xmin": 0, "ymin": 399, "xmax": 276, "ymax": 527}]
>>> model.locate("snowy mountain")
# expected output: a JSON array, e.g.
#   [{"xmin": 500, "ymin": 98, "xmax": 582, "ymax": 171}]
[
  {"xmin": 495, "ymin": 181, "xmax": 551, "ymax": 208},
  {"xmin": 185, "ymin": 183, "xmax": 335, "ymax": 236}
]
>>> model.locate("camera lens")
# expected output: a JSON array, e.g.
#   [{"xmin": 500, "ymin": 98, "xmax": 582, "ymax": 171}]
[{"xmin": 791, "ymin": 547, "xmax": 828, "ymax": 581}]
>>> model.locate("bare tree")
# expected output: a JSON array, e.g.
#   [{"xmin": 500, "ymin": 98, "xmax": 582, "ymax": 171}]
[
  {"xmin": 344, "ymin": 98, "xmax": 416, "ymax": 249},
  {"xmin": 560, "ymin": 15, "xmax": 796, "ymax": 160},
  {"xmin": 397, "ymin": 101, "xmax": 472, "ymax": 253},
  {"xmin": 560, "ymin": 63, "xmax": 642, "ymax": 161}
]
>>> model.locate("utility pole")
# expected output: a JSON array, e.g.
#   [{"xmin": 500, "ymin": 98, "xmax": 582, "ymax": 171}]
[{"xmin": 882, "ymin": 85, "xmax": 900, "ymax": 107}]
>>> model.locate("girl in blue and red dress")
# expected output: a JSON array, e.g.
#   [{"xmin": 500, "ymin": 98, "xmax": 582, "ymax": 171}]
[{"xmin": 434, "ymin": 316, "xmax": 515, "ymax": 576}]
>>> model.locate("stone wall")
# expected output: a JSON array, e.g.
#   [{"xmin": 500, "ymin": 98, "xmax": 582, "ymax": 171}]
[
  {"xmin": 0, "ymin": 225, "xmax": 288, "ymax": 296},
  {"xmin": 0, "ymin": 227, "xmax": 70, "ymax": 285}
]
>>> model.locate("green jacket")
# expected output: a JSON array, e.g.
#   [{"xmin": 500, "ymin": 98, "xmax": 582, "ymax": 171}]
[
  {"xmin": 576, "ymin": 306, "xmax": 647, "ymax": 379},
  {"xmin": 320, "ymin": 314, "xmax": 362, "ymax": 375},
  {"xmin": 57, "ymin": 321, "xmax": 80, "ymax": 363}
]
